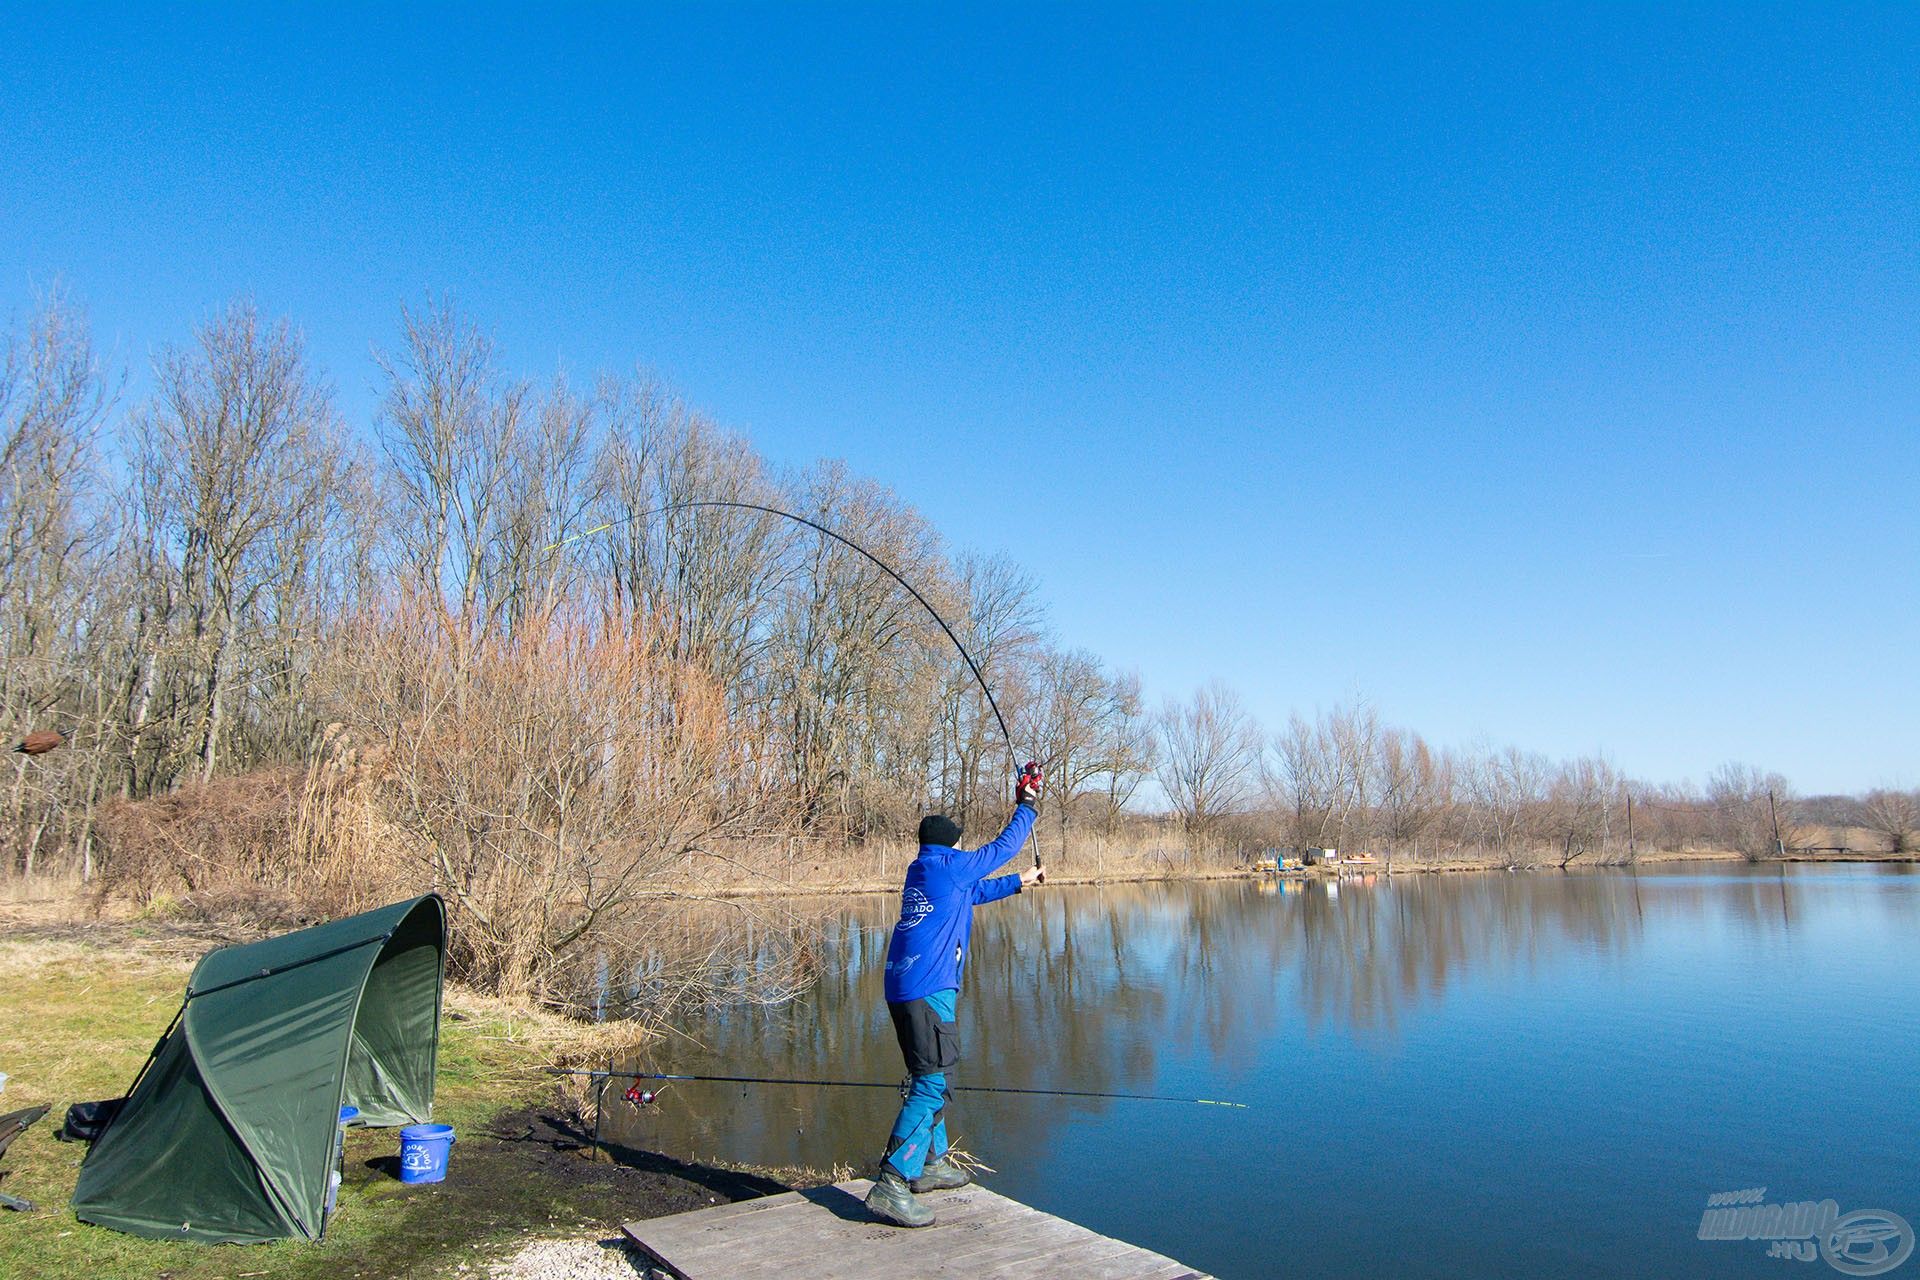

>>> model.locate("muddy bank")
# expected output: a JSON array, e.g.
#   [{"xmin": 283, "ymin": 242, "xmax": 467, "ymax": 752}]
[{"xmin": 326, "ymin": 1108, "xmax": 789, "ymax": 1279}]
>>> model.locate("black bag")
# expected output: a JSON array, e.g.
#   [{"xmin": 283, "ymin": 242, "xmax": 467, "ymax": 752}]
[{"xmin": 56, "ymin": 1098, "xmax": 123, "ymax": 1144}]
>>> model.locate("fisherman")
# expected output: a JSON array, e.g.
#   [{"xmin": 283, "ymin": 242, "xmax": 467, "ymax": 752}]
[{"xmin": 864, "ymin": 767, "xmax": 1045, "ymax": 1228}]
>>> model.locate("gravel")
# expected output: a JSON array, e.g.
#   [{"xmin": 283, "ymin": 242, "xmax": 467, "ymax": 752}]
[{"xmin": 483, "ymin": 1236, "xmax": 674, "ymax": 1280}]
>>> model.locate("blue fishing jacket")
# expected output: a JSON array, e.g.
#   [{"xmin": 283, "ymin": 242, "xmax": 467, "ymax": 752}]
[{"xmin": 882, "ymin": 804, "xmax": 1037, "ymax": 1004}]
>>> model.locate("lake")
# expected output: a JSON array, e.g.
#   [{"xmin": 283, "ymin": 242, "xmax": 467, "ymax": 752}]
[{"xmin": 603, "ymin": 865, "xmax": 1920, "ymax": 1278}]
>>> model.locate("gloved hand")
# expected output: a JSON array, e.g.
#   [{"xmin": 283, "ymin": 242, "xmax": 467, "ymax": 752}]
[{"xmin": 1015, "ymin": 760, "xmax": 1044, "ymax": 809}]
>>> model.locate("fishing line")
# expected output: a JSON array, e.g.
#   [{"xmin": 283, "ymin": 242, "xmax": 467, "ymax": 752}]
[
  {"xmin": 544, "ymin": 499, "xmax": 1019, "ymax": 774},
  {"xmin": 545, "ymin": 1066, "xmax": 1248, "ymax": 1109}
]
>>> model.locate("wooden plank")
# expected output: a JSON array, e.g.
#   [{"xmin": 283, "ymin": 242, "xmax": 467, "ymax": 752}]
[
  {"xmin": 666, "ymin": 1185, "xmax": 1022, "ymax": 1277},
  {"xmin": 631, "ymin": 1185, "xmax": 895, "ymax": 1276},
  {"xmin": 881, "ymin": 1186, "xmax": 1195, "ymax": 1277},
  {"xmin": 921, "ymin": 1216, "xmax": 1111, "ymax": 1272},
  {"xmin": 1045, "ymin": 1240, "xmax": 1193, "ymax": 1279},
  {"xmin": 623, "ymin": 1178, "xmax": 1210, "ymax": 1280},
  {"xmin": 666, "ymin": 1181, "xmax": 1039, "ymax": 1267},
  {"xmin": 625, "ymin": 1194, "xmax": 820, "ymax": 1274}
]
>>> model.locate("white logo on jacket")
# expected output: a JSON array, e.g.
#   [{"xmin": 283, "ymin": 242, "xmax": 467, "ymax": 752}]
[{"xmin": 898, "ymin": 887, "xmax": 933, "ymax": 930}]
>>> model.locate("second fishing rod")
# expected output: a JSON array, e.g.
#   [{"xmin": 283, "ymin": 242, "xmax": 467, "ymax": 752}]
[{"xmin": 546, "ymin": 1065, "xmax": 1249, "ymax": 1109}]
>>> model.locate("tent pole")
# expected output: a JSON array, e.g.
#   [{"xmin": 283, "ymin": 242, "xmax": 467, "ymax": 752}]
[
  {"xmin": 122, "ymin": 1004, "xmax": 182, "ymax": 1105},
  {"xmin": 79, "ymin": 1001, "xmax": 183, "ymax": 1151},
  {"xmin": 183, "ymin": 930, "xmax": 397, "ymax": 1001}
]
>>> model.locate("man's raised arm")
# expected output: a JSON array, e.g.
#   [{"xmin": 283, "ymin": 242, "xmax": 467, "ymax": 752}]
[{"xmin": 952, "ymin": 803, "xmax": 1038, "ymax": 884}]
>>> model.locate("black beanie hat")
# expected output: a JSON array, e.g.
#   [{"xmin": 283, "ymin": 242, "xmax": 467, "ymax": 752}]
[{"xmin": 918, "ymin": 814, "xmax": 962, "ymax": 848}]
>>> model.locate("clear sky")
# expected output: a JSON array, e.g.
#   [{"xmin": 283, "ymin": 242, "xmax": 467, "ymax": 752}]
[{"xmin": 3, "ymin": 4, "xmax": 1915, "ymax": 793}]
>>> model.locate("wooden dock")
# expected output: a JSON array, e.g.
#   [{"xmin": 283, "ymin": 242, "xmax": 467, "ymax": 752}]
[{"xmin": 623, "ymin": 1179, "xmax": 1211, "ymax": 1279}]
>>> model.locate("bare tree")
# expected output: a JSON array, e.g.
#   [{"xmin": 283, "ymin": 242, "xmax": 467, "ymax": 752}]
[
  {"xmin": 594, "ymin": 380, "xmax": 789, "ymax": 693},
  {"xmin": 1858, "ymin": 788, "xmax": 1919, "ymax": 856},
  {"xmin": 931, "ymin": 550, "xmax": 1043, "ymax": 831},
  {"xmin": 492, "ymin": 373, "xmax": 606, "ymax": 631},
  {"xmin": 130, "ymin": 300, "xmax": 348, "ymax": 782},
  {"xmin": 1025, "ymin": 649, "xmax": 1154, "ymax": 863},
  {"xmin": 1, "ymin": 290, "xmax": 114, "ymax": 872},
  {"xmin": 1706, "ymin": 762, "xmax": 1798, "ymax": 861},
  {"xmin": 1096, "ymin": 669, "xmax": 1157, "ymax": 833},
  {"xmin": 1269, "ymin": 703, "xmax": 1378, "ymax": 853},
  {"xmin": 0, "ymin": 288, "xmax": 111, "ymax": 590},
  {"xmin": 375, "ymin": 298, "xmax": 528, "ymax": 632},
  {"xmin": 1546, "ymin": 755, "xmax": 1621, "ymax": 868},
  {"xmin": 1157, "ymin": 682, "xmax": 1261, "ymax": 840},
  {"xmin": 1373, "ymin": 727, "xmax": 1453, "ymax": 862},
  {"xmin": 1459, "ymin": 743, "xmax": 1551, "ymax": 862},
  {"xmin": 771, "ymin": 462, "xmax": 955, "ymax": 836}
]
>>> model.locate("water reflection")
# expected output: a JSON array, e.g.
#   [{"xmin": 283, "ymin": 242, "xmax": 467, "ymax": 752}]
[{"xmin": 598, "ymin": 866, "xmax": 1918, "ymax": 1200}]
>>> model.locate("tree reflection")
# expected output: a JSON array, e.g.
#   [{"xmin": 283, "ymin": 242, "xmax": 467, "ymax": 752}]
[{"xmin": 598, "ymin": 867, "xmax": 1907, "ymax": 1173}]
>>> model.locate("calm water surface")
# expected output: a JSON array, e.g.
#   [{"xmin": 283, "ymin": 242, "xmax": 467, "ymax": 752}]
[{"xmin": 603, "ymin": 866, "xmax": 1920, "ymax": 1279}]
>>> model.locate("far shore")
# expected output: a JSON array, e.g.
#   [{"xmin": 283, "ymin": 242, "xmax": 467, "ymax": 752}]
[
  {"xmin": 7, "ymin": 846, "xmax": 1909, "ymax": 931},
  {"xmin": 602, "ymin": 845, "xmax": 1919, "ymax": 901}
]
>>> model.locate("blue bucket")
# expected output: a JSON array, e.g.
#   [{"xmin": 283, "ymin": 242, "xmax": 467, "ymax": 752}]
[{"xmin": 398, "ymin": 1123, "xmax": 454, "ymax": 1184}]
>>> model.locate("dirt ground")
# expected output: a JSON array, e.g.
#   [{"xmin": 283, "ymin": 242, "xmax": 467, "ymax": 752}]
[
  {"xmin": 326, "ymin": 1108, "xmax": 790, "ymax": 1279},
  {"xmin": 421, "ymin": 1105, "xmax": 788, "ymax": 1210}
]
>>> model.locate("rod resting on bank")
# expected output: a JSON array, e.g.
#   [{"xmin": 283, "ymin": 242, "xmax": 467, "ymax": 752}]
[{"xmin": 544, "ymin": 1066, "xmax": 1250, "ymax": 1109}]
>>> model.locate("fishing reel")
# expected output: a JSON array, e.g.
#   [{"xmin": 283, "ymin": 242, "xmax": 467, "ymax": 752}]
[
  {"xmin": 622, "ymin": 1081, "xmax": 661, "ymax": 1108},
  {"xmin": 1017, "ymin": 760, "xmax": 1044, "ymax": 802}
]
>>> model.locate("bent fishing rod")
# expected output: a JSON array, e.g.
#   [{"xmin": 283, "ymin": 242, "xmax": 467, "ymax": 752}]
[
  {"xmin": 545, "ymin": 498, "xmax": 1042, "ymax": 835},
  {"xmin": 544, "ymin": 1065, "xmax": 1248, "ymax": 1109}
]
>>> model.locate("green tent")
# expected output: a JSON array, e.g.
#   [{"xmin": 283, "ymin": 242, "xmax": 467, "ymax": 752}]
[{"xmin": 73, "ymin": 894, "xmax": 446, "ymax": 1243}]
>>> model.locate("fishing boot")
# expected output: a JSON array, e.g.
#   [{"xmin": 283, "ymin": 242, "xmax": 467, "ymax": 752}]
[
  {"xmin": 911, "ymin": 1155, "xmax": 971, "ymax": 1193},
  {"xmin": 864, "ymin": 1167, "xmax": 935, "ymax": 1227}
]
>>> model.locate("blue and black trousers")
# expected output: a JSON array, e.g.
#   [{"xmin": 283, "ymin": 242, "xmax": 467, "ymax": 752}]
[{"xmin": 880, "ymin": 987, "xmax": 959, "ymax": 1180}]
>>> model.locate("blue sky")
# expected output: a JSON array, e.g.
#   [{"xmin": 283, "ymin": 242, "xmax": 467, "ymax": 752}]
[{"xmin": 3, "ymin": 3, "xmax": 1915, "ymax": 793}]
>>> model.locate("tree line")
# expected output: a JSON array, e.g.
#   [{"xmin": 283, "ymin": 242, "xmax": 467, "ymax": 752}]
[
  {"xmin": 1152, "ymin": 687, "xmax": 1916, "ymax": 865},
  {"xmin": 4, "ymin": 288, "xmax": 1912, "ymax": 993}
]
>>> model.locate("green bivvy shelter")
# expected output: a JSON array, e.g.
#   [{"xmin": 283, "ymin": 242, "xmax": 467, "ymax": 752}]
[{"xmin": 73, "ymin": 894, "xmax": 446, "ymax": 1243}]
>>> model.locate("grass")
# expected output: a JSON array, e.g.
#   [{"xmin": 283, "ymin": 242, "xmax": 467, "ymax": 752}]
[{"xmin": 0, "ymin": 933, "xmax": 720, "ymax": 1280}]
